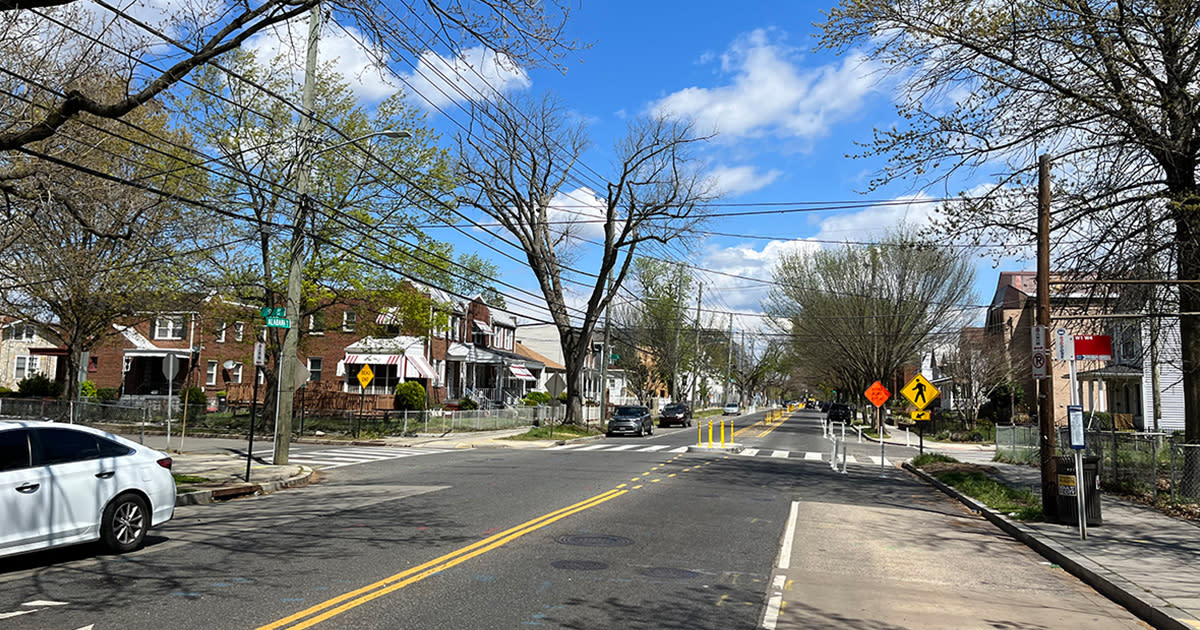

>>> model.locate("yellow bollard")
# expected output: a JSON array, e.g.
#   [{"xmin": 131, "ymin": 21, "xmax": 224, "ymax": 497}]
[
  {"xmin": 720, "ymin": 420, "xmax": 726, "ymax": 447},
  {"xmin": 708, "ymin": 420, "xmax": 713, "ymax": 448},
  {"xmin": 697, "ymin": 420, "xmax": 702, "ymax": 447}
]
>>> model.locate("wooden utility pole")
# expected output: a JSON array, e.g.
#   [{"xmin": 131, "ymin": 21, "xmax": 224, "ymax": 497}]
[
  {"xmin": 1037, "ymin": 154, "xmax": 1058, "ymax": 519},
  {"xmin": 689, "ymin": 284, "xmax": 702, "ymax": 408}
]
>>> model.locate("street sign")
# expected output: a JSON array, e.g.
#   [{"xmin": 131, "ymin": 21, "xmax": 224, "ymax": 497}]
[
  {"xmin": 1067, "ymin": 404, "xmax": 1085, "ymax": 450},
  {"xmin": 864, "ymin": 381, "xmax": 890, "ymax": 408},
  {"xmin": 546, "ymin": 373, "xmax": 566, "ymax": 399},
  {"xmin": 161, "ymin": 355, "xmax": 179, "ymax": 379},
  {"xmin": 1054, "ymin": 327, "xmax": 1073, "ymax": 361},
  {"xmin": 260, "ymin": 307, "xmax": 286, "ymax": 318},
  {"xmin": 1032, "ymin": 350, "xmax": 1048, "ymax": 377},
  {"xmin": 356, "ymin": 364, "xmax": 374, "ymax": 389},
  {"xmin": 1073, "ymin": 335, "xmax": 1112, "ymax": 361},
  {"xmin": 254, "ymin": 341, "xmax": 267, "ymax": 367},
  {"xmin": 265, "ymin": 316, "xmax": 290, "ymax": 328},
  {"xmin": 900, "ymin": 374, "xmax": 939, "ymax": 410},
  {"xmin": 1031, "ymin": 325, "xmax": 1046, "ymax": 351},
  {"xmin": 911, "ymin": 410, "xmax": 931, "ymax": 421}
]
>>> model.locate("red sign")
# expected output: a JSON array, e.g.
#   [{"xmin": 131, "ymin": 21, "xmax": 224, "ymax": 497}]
[
  {"xmin": 1073, "ymin": 335, "xmax": 1112, "ymax": 361},
  {"xmin": 864, "ymin": 381, "xmax": 891, "ymax": 408}
]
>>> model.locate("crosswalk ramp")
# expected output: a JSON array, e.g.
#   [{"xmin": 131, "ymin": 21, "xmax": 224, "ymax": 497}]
[
  {"xmin": 547, "ymin": 443, "xmax": 892, "ymax": 467},
  {"xmin": 245, "ymin": 446, "xmax": 453, "ymax": 470}
]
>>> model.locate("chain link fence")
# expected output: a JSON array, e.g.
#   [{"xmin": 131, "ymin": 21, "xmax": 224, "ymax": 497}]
[{"xmin": 995, "ymin": 424, "xmax": 1040, "ymax": 464}]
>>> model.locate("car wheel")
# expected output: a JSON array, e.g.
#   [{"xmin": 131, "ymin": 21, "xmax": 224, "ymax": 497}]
[{"xmin": 101, "ymin": 493, "xmax": 150, "ymax": 554}]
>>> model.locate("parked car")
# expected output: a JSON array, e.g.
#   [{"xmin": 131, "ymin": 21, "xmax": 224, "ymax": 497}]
[
  {"xmin": 827, "ymin": 403, "xmax": 853, "ymax": 423},
  {"xmin": 607, "ymin": 406, "xmax": 654, "ymax": 437},
  {"xmin": 722, "ymin": 402, "xmax": 740, "ymax": 416},
  {"xmin": 1, "ymin": 420, "xmax": 176, "ymax": 559},
  {"xmin": 658, "ymin": 403, "xmax": 692, "ymax": 428}
]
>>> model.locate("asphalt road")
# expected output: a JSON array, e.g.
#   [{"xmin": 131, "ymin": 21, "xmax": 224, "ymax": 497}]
[{"xmin": 0, "ymin": 409, "xmax": 1150, "ymax": 629}]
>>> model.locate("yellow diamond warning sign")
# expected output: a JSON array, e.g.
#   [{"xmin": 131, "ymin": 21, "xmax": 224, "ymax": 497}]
[
  {"xmin": 356, "ymin": 364, "xmax": 374, "ymax": 389},
  {"xmin": 900, "ymin": 374, "xmax": 939, "ymax": 410}
]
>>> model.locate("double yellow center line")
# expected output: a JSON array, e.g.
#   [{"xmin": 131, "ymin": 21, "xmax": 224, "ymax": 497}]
[{"xmin": 258, "ymin": 488, "xmax": 628, "ymax": 630}]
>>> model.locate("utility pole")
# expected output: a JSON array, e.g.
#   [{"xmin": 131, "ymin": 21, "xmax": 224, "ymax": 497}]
[
  {"xmin": 274, "ymin": 3, "xmax": 321, "ymax": 465},
  {"xmin": 671, "ymin": 267, "xmax": 684, "ymax": 401},
  {"xmin": 689, "ymin": 283, "xmax": 702, "ymax": 408},
  {"xmin": 723, "ymin": 315, "xmax": 733, "ymax": 405},
  {"xmin": 600, "ymin": 272, "xmax": 613, "ymax": 414},
  {"xmin": 1037, "ymin": 153, "xmax": 1058, "ymax": 519}
]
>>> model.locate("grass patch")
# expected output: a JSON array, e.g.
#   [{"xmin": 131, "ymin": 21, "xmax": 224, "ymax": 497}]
[
  {"xmin": 934, "ymin": 470, "xmax": 1043, "ymax": 520},
  {"xmin": 503, "ymin": 423, "xmax": 600, "ymax": 441},
  {"xmin": 172, "ymin": 474, "xmax": 210, "ymax": 484},
  {"xmin": 911, "ymin": 453, "xmax": 958, "ymax": 467},
  {"xmin": 694, "ymin": 409, "xmax": 723, "ymax": 419}
]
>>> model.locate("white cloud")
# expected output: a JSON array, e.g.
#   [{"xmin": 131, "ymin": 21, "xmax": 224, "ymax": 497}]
[
  {"xmin": 708, "ymin": 165, "xmax": 782, "ymax": 197},
  {"xmin": 400, "ymin": 46, "xmax": 531, "ymax": 109},
  {"xmin": 650, "ymin": 29, "xmax": 882, "ymax": 141},
  {"xmin": 547, "ymin": 186, "xmax": 608, "ymax": 242}
]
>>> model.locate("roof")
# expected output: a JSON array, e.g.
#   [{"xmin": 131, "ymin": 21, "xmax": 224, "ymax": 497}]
[{"xmin": 514, "ymin": 342, "xmax": 565, "ymax": 371}]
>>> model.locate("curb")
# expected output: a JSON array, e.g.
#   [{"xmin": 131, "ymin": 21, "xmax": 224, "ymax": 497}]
[
  {"xmin": 175, "ymin": 465, "xmax": 315, "ymax": 507},
  {"xmin": 902, "ymin": 462, "xmax": 1190, "ymax": 630}
]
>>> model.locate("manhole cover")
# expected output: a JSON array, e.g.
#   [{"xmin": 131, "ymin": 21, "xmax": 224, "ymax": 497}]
[
  {"xmin": 639, "ymin": 567, "xmax": 699, "ymax": 580},
  {"xmin": 551, "ymin": 560, "xmax": 608, "ymax": 571},
  {"xmin": 556, "ymin": 534, "xmax": 635, "ymax": 547}
]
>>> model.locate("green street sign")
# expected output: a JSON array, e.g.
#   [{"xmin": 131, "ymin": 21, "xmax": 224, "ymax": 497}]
[
  {"xmin": 610, "ymin": 353, "xmax": 620, "ymax": 361},
  {"xmin": 260, "ymin": 307, "xmax": 286, "ymax": 318},
  {"xmin": 265, "ymin": 316, "xmax": 290, "ymax": 328}
]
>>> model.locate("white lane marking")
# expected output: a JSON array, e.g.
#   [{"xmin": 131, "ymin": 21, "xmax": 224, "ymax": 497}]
[
  {"xmin": 777, "ymin": 501, "xmax": 799, "ymax": 569},
  {"xmin": 868, "ymin": 456, "xmax": 892, "ymax": 466},
  {"xmin": 547, "ymin": 443, "xmax": 586, "ymax": 450},
  {"xmin": 770, "ymin": 450, "xmax": 789, "ymax": 458},
  {"xmin": 0, "ymin": 610, "xmax": 39, "ymax": 620},
  {"xmin": 804, "ymin": 452, "xmax": 823, "ymax": 461},
  {"xmin": 22, "ymin": 601, "xmax": 67, "ymax": 607},
  {"xmin": 761, "ymin": 574, "xmax": 788, "ymax": 629},
  {"xmin": 577, "ymin": 444, "xmax": 613, "ymax": 451},
  {"xmin": 844, "ymin": 455, "xmax": 858, "ymax": 464},
  {"xmin": 607, "ymin": 444, "xmax": 643, "ymax": 451},
  {"xmin": 740, "ymin": 448, "xmax": 759, "ymax": 457},
  {"xmin": 668, "ymin": 447, "xmax": 689, "ymax": 453},
  {"xmin": 640, "ymin": 445, "xmax": 670, "ymax": 452}
]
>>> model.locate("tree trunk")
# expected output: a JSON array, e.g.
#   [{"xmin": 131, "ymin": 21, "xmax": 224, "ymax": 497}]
[
  {"xmin": 560, "ymin": 331, "xmax": 586, "ymax": 426},
  {"xmin": 1173, "ymin": 192, "xmax": 1200, "ymax": 497}
]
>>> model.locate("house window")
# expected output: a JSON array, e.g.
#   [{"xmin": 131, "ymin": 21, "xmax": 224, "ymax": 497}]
[
  {"xmin": 308, "ymin": 312, "xmax": 324, "ymax": 335},
  {"xmin": 216, "ymin": 322, "xmax": 227, "ymax": 343},
  {"xmin": 231, "ymin": 363, "xmax": 243, "ymax": 384},
  {"xmin": 87, "ymin": 356, "xmax": 98, "ymax": 372},
  {"xmin": 153, "ymin": 316, "xmax": 185, "ymax": 340},
  {"xmin": 308, "ymin": 357, "xmax": 323, "ymax": 382},
  {"xmin": 234, "ymin": 321, "xmax": 245, "ymax": 342},
  {"xmin": 342, "ymin": 311, "xmax": 356, "ymax": 333},
  {"xmin": 14, "ymin": 356, "xmax": 37, "ymax": 380},
  {"xmin": 206, "ymin": 360, "xmax": 218, "ymax": 386},
  {"xmin": 9, "ymin": 324, "xmax": 36, "ymax": 341}
]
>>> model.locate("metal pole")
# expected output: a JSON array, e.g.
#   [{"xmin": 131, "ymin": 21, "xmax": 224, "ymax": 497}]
[
  {"xmin": 690, "ymin": 283, "xmax": 702, "ymax": 408},
  {"xmin": 1075, "ymin": 448, "xmax": 1087, "ymax": 540},
  {"xmin": 246, "ymin": 368, "xmax": 259, "ymax": 482},
  {"xmin": 274, "ymin": 2, "xmax": 322, "ymax": 466},
  {"xmin": 879, "ymin": 406, "xmax": 886, "ymax": 477}
]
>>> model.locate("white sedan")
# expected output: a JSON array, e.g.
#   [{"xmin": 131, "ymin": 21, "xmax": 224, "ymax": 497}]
[{"xmin": 0, "ymin": 420, "xmax": 176, "ymax": 559}]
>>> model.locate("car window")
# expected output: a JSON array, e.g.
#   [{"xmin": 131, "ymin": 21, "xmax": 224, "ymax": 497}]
[
  {"xmin": 34, "ymin": 428, "xmax": 103, "ymax": 466},
  {"xmin": 0, "ymin": 429, "xmax": 32, "ymax": 472},
  {"xmin": 97, "ymin": 436, "xmax": 134, "ymax": 458}
]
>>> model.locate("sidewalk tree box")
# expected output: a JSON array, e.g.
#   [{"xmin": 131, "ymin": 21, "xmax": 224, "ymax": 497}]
[{"xmin": 1054, "ymin": 455, "xmax": 1102, "ymax": 526}]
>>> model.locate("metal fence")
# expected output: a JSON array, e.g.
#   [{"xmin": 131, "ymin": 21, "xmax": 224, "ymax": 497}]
[{"xmin": 995, "ymin": 424, "xmax": 1041, "ymax": 465}]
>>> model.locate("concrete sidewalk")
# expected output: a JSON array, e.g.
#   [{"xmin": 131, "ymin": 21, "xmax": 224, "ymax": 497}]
[{"xmin": 906, "ymin": 455, "xmax": 1200, "ymax": 630}]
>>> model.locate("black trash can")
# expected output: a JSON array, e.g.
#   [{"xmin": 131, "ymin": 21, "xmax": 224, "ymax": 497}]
[{"xmin": 1054, "ymin": 455, "xmax": 1102, "ymax": 525}]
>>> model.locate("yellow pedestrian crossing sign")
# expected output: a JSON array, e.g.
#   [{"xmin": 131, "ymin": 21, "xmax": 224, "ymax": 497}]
[
  {"xmin": 901, "ymin": 374, "xmax": 939, "ymax": 410},
  {"xmin": 911, "ymin": 410, "xmax": 931, "ymax": 422},
  {"xmin": 356, "ymin": 364, "xmax": 374, "ymax": 389}
]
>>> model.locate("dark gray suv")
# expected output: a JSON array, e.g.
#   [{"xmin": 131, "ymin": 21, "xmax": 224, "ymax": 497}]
[{"xmin": 607, "ymin": 405, "xmax": 653, "ymax": 437}]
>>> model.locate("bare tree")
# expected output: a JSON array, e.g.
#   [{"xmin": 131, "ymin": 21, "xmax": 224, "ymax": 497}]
[
  {"xmin": 766, "ymin": 231, "xmax": 975, "ymax": 430},
  {"xmin": 456, "ymin": 94, "xmax": 713, "ymax": 425},
  {"xmin": 818, "ymin": 2, "xmax": 1200, "ymax": 452},
  {"xmin": 943, "ymin": 328, "xmax": 1013, "ymax": 429}
]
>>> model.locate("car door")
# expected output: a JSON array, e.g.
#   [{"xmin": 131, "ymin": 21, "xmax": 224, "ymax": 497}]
[
  {"xmin": 31, "ymin": 427, "xmax": 120, "ymax": 544},
  {"xmin": 0, "ymin": 428, "xmax": 51, "ymax": 555}
]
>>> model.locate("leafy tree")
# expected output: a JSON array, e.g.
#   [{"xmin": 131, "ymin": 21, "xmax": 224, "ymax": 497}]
[
  {"xmin": 766, "ymin": 231, "xmax": 974, "ymax": 431},
  {"xmin": 819, "ymin": 1, "xmax": 1200, "ymax": 460},
  {"xmin": 456, "ymin": 93, "xmax": 714, "ymax": 425},
  {"xmin": 616, "ymin": 259, "xmax": 696, "ymax": 400}
]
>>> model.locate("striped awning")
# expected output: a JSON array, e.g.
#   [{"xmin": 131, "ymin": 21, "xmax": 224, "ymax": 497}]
[
  {"xmin": 344, "ymin": 353, "xmax": 403, "ymax": 365},
  {"xmin": 472, "ymin": 319, "xmax": 494, "ymax": 335},
  {"xmin": 508, "ymin": 364, "xmax": 536, "ymax": 381}
]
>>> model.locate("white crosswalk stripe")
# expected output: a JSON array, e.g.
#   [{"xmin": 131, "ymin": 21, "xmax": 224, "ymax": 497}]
[
  {"xmin": 770, "ymin": 450, "xmax": 789, "ymax": 458},
  {"xmin": 804, "ymin": 452, "xmax": 823, "ymax": 461},
  {"xmin": 542, "ymin": 444, "xmax": 893, "ymax": 468},
  {"xmin": 740, "ymin": 448, "xmax": 759, "ymax": 457},
  {"xmin": 247, "ymin": 447, "xmax": 451, "ymax": 470}
]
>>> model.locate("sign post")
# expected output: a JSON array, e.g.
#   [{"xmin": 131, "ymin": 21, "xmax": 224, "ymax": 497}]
[
  {"xmin": 356, "ymin": 364, "xmax": 374, "ymax": 438},
  {"xmin": 162, "ymin": 355, "xmax": 179, "ymax": 450},
  {"xmin": 864, "ymin": 381, "xmax": 891, "ymax": 477},
  {"xmin": 1067, "ymin": 404, "xmax": 1087, "ymax": 541},
  {"xmin": 901, "ymin": 375, "xmax": 939, "ymax": 455}
]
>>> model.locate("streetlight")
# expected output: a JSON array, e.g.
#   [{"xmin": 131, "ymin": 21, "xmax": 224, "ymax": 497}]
[{"xmin": 273, "ymin": 128, "xmax": 411, "ymax": 465}]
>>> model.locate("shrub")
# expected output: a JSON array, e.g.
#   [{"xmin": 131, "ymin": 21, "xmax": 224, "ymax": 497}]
[
  {"xmin": 523, "ymin": 391, "xmax": 551, "ymax": 406},
  {"xmin": 80, "ymin": 380, "xmax": 98, "ymax": 399},
  {"xmin": 0, "ymin": 386, "xmax": 13, "ymax": 398},
  {"xmin": 457, "ymin": 397, "xmax": 478, "ymax": 410},
  {"xmin": 394, "ymin": 381, "xmax": 427, "ymax": 410},
  {"xmin": 557, "ymin": 391, "xmax": 568, "ymax": 404},
  {"xmin": 96, "ymin": 387, "xmax": 120, "ymax": 402},
  {"xmin": 179, "ymin": 386, "xmax": 206, "ymax": 405},
  {"xmin": 17, "ymin": 374, "xmax": 63, "ymax": 398}
]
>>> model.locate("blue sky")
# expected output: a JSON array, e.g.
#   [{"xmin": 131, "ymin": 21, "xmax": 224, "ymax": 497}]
[{"xmin": 248, "ymin": 1, "xmax": 1020, "ymax": 332}]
